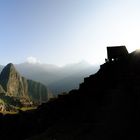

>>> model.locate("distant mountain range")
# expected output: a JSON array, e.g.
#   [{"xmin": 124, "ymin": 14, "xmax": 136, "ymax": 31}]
[{"xmin": 13, "ymin": 61, "xmax": 99, "ymax": 95}]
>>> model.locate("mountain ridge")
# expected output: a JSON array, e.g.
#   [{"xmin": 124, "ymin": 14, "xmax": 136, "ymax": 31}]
[{"xmin": 15, "ymin": 61, "xmax": 99, "ymax": 94}]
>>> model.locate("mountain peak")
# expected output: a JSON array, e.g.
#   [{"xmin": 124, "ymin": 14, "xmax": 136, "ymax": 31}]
[
  {"xmin": 0, "ymin": 63, "xmax": 49, "ymax": 104},
  {"xmin": 3, "ymin": 63, "xmax": 16, "ymax": 73},
  {"xmin": 0, "ymin": 63, "xmax": 19, "ymax": 83},
  {"xmin": 6, "ymin": 63, "xmax": 14, "ymax": 67},
  {"xmin": 0, "ymin": 63, "xmax": 23, "ymax": 96}
]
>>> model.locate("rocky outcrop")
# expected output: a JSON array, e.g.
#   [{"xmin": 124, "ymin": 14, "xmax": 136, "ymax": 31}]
[
  {"xmin": 0, "ymin": 85, "xmax": 5, "ymax": 94},
  {"xmin": 0, "ymin": 63, "xmax": 49, "ymax": 107},
  {"xmin": 0, "ymin": 63, "xmax": 28, "ymax": 98}
]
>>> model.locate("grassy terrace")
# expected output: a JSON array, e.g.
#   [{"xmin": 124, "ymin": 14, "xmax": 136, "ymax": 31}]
[{"xmin": 0, "ymin": 106, "xmax": 37, "ymax": 115}]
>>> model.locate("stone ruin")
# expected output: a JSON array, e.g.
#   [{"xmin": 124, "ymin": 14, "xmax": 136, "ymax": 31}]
[{"xmin": 106, "ymin": 46, "xmax": 129, "ymax": 62}]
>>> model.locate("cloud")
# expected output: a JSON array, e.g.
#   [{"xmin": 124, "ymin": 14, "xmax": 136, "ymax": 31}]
[{"xmin": 26, "ymin": 56, "xmax": 41, "ymax": 64}]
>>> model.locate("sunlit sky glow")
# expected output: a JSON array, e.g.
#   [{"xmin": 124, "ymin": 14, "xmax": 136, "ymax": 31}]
[{"xmin": 0, "ymin": 0, "xmax": 140, "ymax": 66}]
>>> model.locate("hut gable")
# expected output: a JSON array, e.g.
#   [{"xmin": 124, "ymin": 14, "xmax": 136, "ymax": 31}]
[{"xmin": 107, "ymin": 46, "xmax": 128, "ymax": 62}]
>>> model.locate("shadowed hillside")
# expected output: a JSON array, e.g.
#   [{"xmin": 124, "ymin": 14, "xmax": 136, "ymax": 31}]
[{"xmin": 0, "ymin": 47, "xmax": 140, "ymax": 140}]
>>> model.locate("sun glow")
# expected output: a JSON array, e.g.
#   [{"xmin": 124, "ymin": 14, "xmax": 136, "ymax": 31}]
[{"xmin": 135, "ymin": 49, "xmax": 140, "ymax": 53}]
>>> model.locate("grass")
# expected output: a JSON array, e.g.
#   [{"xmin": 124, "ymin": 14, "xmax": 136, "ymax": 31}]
[
  {"xmin": 20, "ymin": 106, "xmax": 37, "ymax": 111},
  {"xmin": 0, "ymin": 106, "xmax": 37, "ymax": 115},
  {"xmin": 0, "ymin": 110, "xmax": 18, "ymax": 115}
]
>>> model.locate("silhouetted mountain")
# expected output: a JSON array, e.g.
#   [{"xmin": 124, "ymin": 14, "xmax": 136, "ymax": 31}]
[
  {"xmin": 1, "ymin": 47, "xmax": 140, "ymax": 140},
  {"xmin": 15, "ymin": 61, "xmax": 99, "ymax": 94},
  {"xmin": 23, "ymin": 49, "xmax": 140, "ymax": 140},
  {"xmin": 0, "ymin": 63, "xmax": 49, "ymax": 111}
]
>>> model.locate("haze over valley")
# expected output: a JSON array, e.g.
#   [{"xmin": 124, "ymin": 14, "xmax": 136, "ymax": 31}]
[{"xmin": 0, "ymin": 61, "xmax": 99, "ymax": 95}]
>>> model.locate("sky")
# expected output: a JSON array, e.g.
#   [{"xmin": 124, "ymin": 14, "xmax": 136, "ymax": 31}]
[{"xmin": 0, "ymin": 0, "xmax": 140, "ymax": 66}]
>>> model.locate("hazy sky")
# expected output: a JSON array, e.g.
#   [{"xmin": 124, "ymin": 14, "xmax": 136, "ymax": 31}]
[{"xmin": 0, "ymin": 0, "xmax": 140, "ymax": 66}]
